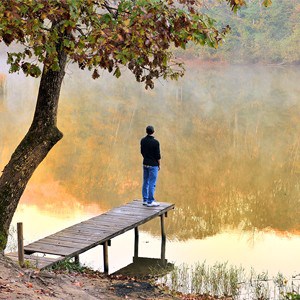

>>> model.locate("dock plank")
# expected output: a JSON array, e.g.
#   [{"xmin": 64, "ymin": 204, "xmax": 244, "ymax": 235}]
[
  {"xmin": 7, "ymin": 200, "xmax": 174, "ymax": 269},
  {"xmin": 6, "ymin": 252, "xmax": 63, "ymax": 269}
]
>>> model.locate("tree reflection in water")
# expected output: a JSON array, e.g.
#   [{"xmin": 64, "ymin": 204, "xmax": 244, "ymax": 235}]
[{"xmin": 1, "ymin": 64, "xmax": 300, "ymax": 243}]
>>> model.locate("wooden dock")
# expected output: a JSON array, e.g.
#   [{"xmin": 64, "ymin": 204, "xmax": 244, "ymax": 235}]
[{"xmin": 6, "ymin": 200, "xmax": 175, "ymax": 272}]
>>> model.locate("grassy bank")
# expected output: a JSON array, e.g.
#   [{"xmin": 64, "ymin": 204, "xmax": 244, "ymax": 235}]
[{"xmin": 160, "ymin": 262, "xmax": 300, "ymax": 300}]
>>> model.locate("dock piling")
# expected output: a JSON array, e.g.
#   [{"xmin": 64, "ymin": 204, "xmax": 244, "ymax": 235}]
[
  {"xmin": 134, "ymin": 227, "xmax": 139, "ymax": 258},
  {"xmin": 160, "ymin": 215, "xmax": 167, "ymax": 262},
  {"xmin": 103, "ymin": 241, "xmax": 109, "ymax": 273},
  {"xmin": 6, "ymin": 201, "xmax": 174, "ymax": 271},
  {"xmin": 74, "ymin": 255, "xmax": 80, "ymax": 264},
  {"xmin": 17, "ymin": 222, "xmax": 24, "ymax": 267}
]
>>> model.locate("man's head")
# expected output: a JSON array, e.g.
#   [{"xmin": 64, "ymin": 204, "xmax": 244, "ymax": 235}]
[{"xmin": 146, "ymin": 125, "xmax": 154, "ymax": 135}]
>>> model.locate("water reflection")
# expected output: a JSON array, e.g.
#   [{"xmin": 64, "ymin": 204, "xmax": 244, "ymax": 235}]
[
  {"xmin": 113, "ymin": 257, "xmax": 174, "ymax": 278},
  {"xmin": 1, "ymin": 62, "xmax": 300, "ymax": 274},
  {"xmin": 59, "ymin": 64, "xmax": 300, "ymax": 239}
]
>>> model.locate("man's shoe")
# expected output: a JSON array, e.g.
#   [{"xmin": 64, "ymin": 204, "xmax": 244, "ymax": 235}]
[
  {"xmin": 142, "ymin": 201, "xmax": 147, "ymax": 206},
  {"xmin": 146, "ymin": 201, "xmax": 160, "ymax": 207}
]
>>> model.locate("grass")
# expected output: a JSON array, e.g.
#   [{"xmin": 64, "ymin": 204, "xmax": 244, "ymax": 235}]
[
  {"xmin": 50, "ymin": 258, "xmax": 91, "ymax": 273},
  {"xmin": 160, "ymin": 262, "xmax": 300, "ymax": 300}
]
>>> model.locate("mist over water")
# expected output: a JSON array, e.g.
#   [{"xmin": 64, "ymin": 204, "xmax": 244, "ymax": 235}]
[{"xmin": 1, "ymin": 62, "xmax": 300, "ymax": 275}]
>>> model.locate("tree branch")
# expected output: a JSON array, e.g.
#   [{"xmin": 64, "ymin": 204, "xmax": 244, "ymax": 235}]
[{"xmin": 102, "ymin": 0, "xmax": 118, "ymax": 19}]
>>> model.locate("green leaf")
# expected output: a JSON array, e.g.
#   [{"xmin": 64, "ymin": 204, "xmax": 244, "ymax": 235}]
[
  {"xmin": 113, "ymin": 67, "xmax": 121, "ymax": 78},
  {"xmin": 33, "ymin": 3, "xmax": 44, "ymax": 13},
  {"xmin": 9, "ymin": 63, "xmax": 20, "ymax": 73},
  {"xmin": 101, "ymin": 14, "xmax": 112, "ymax": 24}
]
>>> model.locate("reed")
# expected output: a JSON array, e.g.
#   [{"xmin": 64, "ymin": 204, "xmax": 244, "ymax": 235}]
[{"xmin": 161, "ymin": 262, "xmax": 300, "ymax": 300}]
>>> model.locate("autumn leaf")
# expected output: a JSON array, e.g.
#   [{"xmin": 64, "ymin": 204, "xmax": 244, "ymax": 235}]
[
  {"xmin": 92, "ymin": 69, "xmax": 100, "ymax": 79},
  {"xmin": 0, "ymin": 0, "xmax": 261, "ymax": 88},
  {"xmin": 263, "ymin": 0, "xmax": 272, "ymax": 7},
  {"xmin": 73, "ymin": 281, "xmax": 83, "ymax": 287},
  {"xmin": 17, "ymin": 272, "xmax": 24, "ymax": 277}
]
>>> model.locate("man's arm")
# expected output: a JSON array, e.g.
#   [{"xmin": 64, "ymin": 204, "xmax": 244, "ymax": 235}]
[
  {"xmin": 156, "ymin": 141, "xmax": 161, "ymax": 169},
  {"xmin": 140, "ymin": 139, "xmax": 144, "ymax": 156}
]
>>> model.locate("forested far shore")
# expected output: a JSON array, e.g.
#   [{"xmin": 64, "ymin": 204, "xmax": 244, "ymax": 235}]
[{"xmin": 175, "ymin": 0, "xmax": 300, "ymax": 65}]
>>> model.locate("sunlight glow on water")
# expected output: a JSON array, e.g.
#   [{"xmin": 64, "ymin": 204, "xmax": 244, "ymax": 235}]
[{"xmin": 10, "ymin": 199, "xmax": 300, "ymax": 277}]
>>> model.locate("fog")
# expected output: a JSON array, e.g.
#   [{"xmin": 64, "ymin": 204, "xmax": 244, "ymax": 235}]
[{"xmin": 1, "ymin": 59, "xmax": 300, "ymax": 275}]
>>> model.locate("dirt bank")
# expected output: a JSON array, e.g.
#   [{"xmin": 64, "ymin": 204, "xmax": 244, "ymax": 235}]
[{"xmin": 0, "ymin": 253, "xmax": 179, "ymax": 300}]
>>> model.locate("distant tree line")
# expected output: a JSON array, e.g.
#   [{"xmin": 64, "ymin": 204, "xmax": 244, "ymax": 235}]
[{"xmin": 176, "ymin": 0, "xmax": 300, "ymax": 64}]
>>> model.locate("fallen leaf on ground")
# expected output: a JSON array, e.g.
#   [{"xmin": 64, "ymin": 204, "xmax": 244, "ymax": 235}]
[
  {"xmin": 17, "ymin": 272, "xmax": 24, "ymax": 277},
  {"xmin": 0, "ymin": 283, "xmax": 14, "ymax": 292},
  {"xmin": 73, "ymin": 281, "xmax": 83, "ymax": 287}
]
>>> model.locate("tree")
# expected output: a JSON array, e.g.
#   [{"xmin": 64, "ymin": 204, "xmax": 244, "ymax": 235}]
[
  {"xmin": 0, "ymin": 0, "xmax": 268, "ymax": 251},
  {"xmin": 175, "ymin": 0, "xmax": 299, "ymax": 64}
]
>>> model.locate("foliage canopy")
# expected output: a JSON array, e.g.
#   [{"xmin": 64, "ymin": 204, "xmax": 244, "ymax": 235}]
[{"xmin": 0, "ymin": 0, "xmax": 255, "ymax": 89}]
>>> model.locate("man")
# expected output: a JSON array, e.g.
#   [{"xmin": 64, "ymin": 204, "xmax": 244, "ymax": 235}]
[{"xmin": 140, "ymin": 125, "xmax": 161, "ymax": 207}]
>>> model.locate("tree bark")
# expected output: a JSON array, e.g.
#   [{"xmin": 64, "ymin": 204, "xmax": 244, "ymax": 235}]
[{"xmin": 0, "ymin": 48, "xmax": 67, "ymax": 252}]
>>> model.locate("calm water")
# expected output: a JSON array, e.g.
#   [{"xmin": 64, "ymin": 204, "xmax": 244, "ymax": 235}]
[{"xmin": 1, "ymin": 59, "xmax": 300, "ymax": 276}]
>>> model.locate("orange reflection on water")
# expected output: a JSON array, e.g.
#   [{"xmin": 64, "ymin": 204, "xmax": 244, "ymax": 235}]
[
  {"xmin": 19, "ymin": 178, "xmax": 106, "ymax": 216},
  {"xmin": 262, "ymin": 227, "xmax": 300, "ymax": 238},
  {"xmin": 11, "ymin": 177, "xmax": 105, "ymax": 244}
]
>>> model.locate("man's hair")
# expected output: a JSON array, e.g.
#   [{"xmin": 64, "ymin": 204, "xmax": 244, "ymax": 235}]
[{"xmin": 146, "ymin": 125, "xmax": 154, "ymax": 135}]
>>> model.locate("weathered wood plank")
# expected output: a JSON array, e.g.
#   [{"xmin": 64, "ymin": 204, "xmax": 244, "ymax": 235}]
[
  {"xmin": 76, "ymin": 217, "xmax": 136, "ymax": 225},
  {"xmin": 85, "ymin": 220, "xmax": 135, "ymax": 227},
  {"xmin": 26, "ymin": 235, "xmax": 103, "ymax": 251},
  {"xmin": 61, "ymin": 226, "xmax": 112, "ymax": 232},
  {"xmin": 8, "ymin": 200, "xmax": 175, "ymax": 269},
  {"xmin": 125, "ymin": 201, "xmax": 172, "ymax": 209},
  {"xmin": 52, "ymin": 230, "xmax": 111, "ymax": 239},
  {"xmin": 58, "ymin": 228, "xmax": 114, "ymax": 236},
  {"xmin": 83, "ymin": 220, "xmax": 130, "ymax": 227},
  {"xmin": 44, "ymin": 231, "xmax": 105, "ymax": 240},
  {"xmin": 100, "ymin": 212, "xmax": 148, "ymax": 219},
  {"xmin": 24, "ymin": 243, "xmax": 80, "ymax": 256},
  {"xmin": 30, "ymin": 238, "xmax": 91, "ymax": 248},
  {"xmin": 45, "ymin": 233, "xmax": 99, "ymax": 243},
  {"xmin": 109, "ymin": 207, "xmax": 153, "ymax": 213},
  {"xmin": 6, "ymin": 252, "xmax": 64, "ymax": 269},
  {"xmin": 57, "ymin": 227, "xmax": 113, "ymax": 234},
  {"xmin": 95, "ymin": 214, "xmax": 145, "ymax": 221}
]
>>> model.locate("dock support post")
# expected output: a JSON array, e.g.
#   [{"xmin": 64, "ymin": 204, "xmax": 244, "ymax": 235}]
[
  {"xmin": 160, "ymin": 213, "xmax": 168, "ymax": 263},
  {"xmin": 17, "ymin": 222, "xmax": 24, "ymax": 267},
  {"xmin": 160, "ymin": 214, "xmax": 166, "ymax": 241},
  {"xmin": 74, "ymin": 255, "xmax": 80, "ymax": 265},
  {"xmin": 161, "ymin": 236, "xmax": 166, "ymax": 262},
  {"xmin": 160, "ymin": 214, "xmax": 166, "ymax": 262},
  {"xmin": 134, "ymin": 227, "xmax": 139, "ymax": 258},
  {"xmin": 103, "ymin": 241, "xmax": 109, "ymax": 273}
]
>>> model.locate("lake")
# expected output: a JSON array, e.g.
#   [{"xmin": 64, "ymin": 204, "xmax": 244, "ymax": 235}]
[{"xmin": 1, "ymin": 59, "xmax": 300, "ymax": 277}]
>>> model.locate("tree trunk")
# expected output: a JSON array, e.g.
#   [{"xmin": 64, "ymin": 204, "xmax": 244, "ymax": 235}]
[{"xmin": 0, "ymin": 48, "xmax": 67, "ymax": 252}]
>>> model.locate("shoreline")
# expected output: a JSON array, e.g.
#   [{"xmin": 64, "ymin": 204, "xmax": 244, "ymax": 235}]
[{"xmin": 1, "ymin": 253, "xmax": 195, "ymax": 300}]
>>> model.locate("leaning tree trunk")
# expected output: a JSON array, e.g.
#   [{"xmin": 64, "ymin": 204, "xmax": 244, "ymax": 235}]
[{"xmin": 0, "ymin": 49, "xmax": 67, "ymax": 252}]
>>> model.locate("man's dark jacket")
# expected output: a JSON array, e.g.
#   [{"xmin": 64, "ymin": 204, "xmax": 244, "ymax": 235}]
[{"xmin": 140, "ymin": 135, "xmax": 161, "ymax": 166}]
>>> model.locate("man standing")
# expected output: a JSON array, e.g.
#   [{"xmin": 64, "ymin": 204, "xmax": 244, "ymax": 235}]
[{"xmin": 140, "ymin": 125, "xmax": 161, "ymax": 207}]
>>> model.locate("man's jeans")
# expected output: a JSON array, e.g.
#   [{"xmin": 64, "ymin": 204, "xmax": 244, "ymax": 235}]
[{"xmin": 142, "ymin": 165, "xmax": 159, "ymax": 203}]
